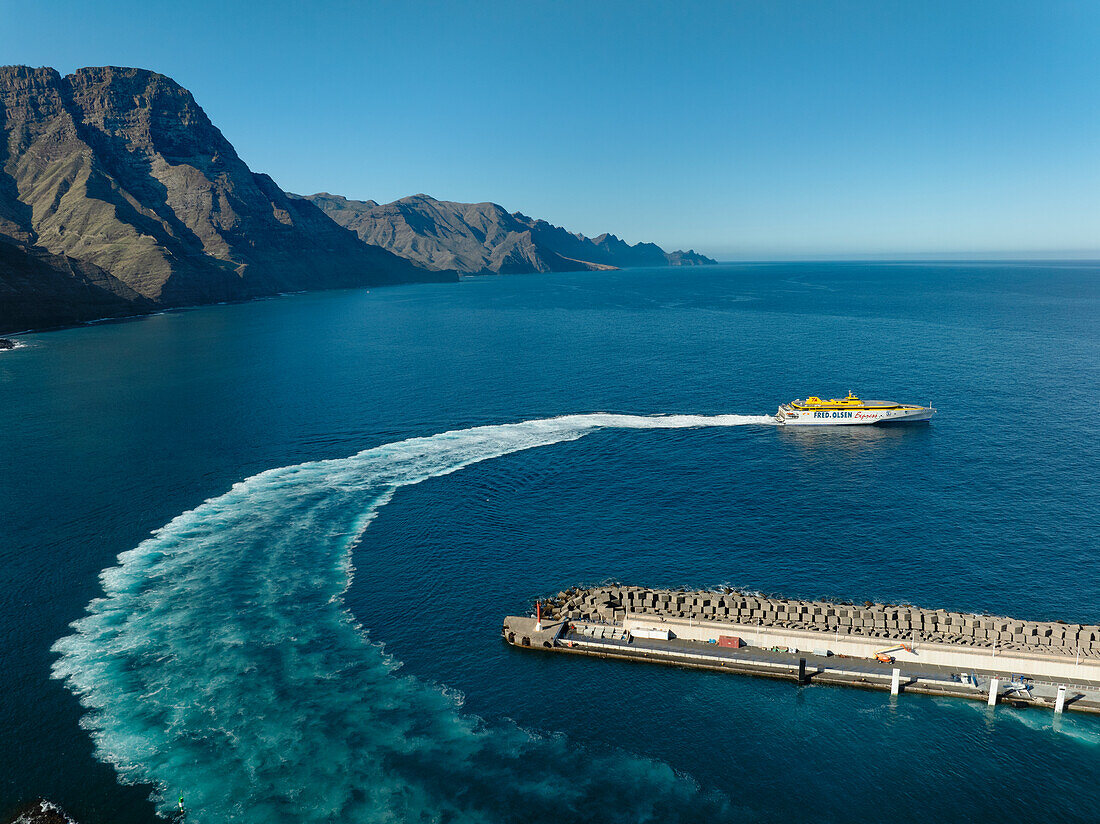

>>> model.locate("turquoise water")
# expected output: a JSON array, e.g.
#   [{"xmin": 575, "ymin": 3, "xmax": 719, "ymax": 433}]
[{"xmin": 1, "ymin": 263, "xmax": 1099, "ymax": 822}]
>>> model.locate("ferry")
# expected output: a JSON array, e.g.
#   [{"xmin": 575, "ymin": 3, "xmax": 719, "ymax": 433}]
[{"xmin": 775, "ymin": 392, "xmax": 935, "ymax": 426}]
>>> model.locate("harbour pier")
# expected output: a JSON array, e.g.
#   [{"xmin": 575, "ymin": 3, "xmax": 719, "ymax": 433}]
[{"xmin": 502, "ymin": 586, "xmax": 1100, "ymax": 713}]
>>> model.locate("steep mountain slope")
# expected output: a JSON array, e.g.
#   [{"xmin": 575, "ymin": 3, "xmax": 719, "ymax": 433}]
[
  {"xmin": 306, "ymin": 193, "xmax": 555, "ymax": 274},
  {"xmin": 664, "ymin": 249, "xmax": 717, "ymax": 266},
  {"xmin": 0, "ymin": 66, "xmax": 451, "ymax": 332},
  {"xmin": 307, "ymin": 193, "xmax": 717, "ymax": 274},
  {"xmin": 0, "ymin": 238, "xmax": 149, "ymax": 331}
]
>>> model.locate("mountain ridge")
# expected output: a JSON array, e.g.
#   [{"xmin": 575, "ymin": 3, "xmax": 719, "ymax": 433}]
[
  {"xmin": 304, "ymin": 192, "xmax": 717, "ymax": 275},
  {"xmin": 0, "ymin": 65, "xmax": 454, "ymax": 332},
  {"xmin": 1, "ymin": 65, "xmax": 715, "ymax": 334}
]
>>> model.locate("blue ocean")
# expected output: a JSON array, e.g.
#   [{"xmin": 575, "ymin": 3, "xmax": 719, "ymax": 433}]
[{"xmin": 2, "ymin": 262, "xmax": 1099, "ymax": 823}]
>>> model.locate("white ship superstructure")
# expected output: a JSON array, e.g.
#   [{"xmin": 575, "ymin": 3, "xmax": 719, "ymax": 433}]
[{"xmin": 775, "ymin": 392, "xmax": 935, "ymax": 426}]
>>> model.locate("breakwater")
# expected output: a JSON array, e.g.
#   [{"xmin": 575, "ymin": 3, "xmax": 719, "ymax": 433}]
[
  {"xmin": 546, "ymin": 586, "xmax": 1100, "ymax": 657},
  {"xmin": 504, "ymin": 586, "xmax": 1100, "ymax": 713}
]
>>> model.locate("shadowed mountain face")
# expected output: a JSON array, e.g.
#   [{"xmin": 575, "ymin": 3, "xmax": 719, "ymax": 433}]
[
  {"xmin": 306, "ymin": 193, "xmax": 717, "ymax": 274},
  {"xmin": 0, "ymin": 65, "xmax": 452, "ymax": 332},
  {"xmin": 0, "ymin": 238, "xmax": 149, "ymax": 331}
]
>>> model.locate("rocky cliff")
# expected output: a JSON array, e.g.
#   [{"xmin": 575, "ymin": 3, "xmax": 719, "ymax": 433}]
[
  {"xmin": 0, "ymin": 66, "xmax": 452, "ymax": 332},
  {"xmin": 306, "ymin": 193, "xmax": 717, "ymax": 274}
]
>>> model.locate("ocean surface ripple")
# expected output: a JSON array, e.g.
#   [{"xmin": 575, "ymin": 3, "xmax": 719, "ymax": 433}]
[{"xmin": 51, "ymin": 413, "xmax": 773, "ymax": 823}]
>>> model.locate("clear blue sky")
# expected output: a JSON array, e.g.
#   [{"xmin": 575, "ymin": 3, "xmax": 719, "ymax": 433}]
[{"xmin": 2, "ymin": 0, "xmax": 1098, "ymax": 258}]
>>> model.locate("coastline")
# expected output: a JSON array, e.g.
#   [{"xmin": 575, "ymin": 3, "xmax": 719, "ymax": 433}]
[
  {"xmin": 7, "ymin": 257, "xmax": 1095, "ymax": 339},
  {"xmin": 0, "ymin": 277, "xmax": 458, "ymax": 338}
]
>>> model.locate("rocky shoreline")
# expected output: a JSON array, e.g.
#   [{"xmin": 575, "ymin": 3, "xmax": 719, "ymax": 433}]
[{"xmin": 538, "ymin": 585, "xmax": 1100, "ymax": 658}]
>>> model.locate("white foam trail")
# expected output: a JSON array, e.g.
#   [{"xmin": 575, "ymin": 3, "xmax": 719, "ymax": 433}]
[{"xmin": 53, "ymin": 413, "xmax": 770, "ymax": 822}]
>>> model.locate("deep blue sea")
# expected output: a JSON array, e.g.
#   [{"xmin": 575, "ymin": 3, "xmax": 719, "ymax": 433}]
[{"xmin": 2, "ymin": 262, "xmax": 1099, "ymax": 823}]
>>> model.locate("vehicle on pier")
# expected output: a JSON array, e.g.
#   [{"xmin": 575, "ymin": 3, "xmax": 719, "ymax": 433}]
[
  {"xmin": 775, "ymin": 392, "xmax": 935, "ymax": 425},
  {"xmin": 874, "ymin": 644, "xmax": 914, "ymax": 664}
]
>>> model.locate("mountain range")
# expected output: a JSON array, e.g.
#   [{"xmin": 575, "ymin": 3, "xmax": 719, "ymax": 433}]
[
  {"xmin": 0, "ymin": 65, "xmax": 449, "ymax": 332},
  {"xmin": 304, "ymin": 193, "xmax": 716, "ymax": 275},
  {"xmin": 0, "ymin": 66, "xmax": 715, "ymax": 334}
]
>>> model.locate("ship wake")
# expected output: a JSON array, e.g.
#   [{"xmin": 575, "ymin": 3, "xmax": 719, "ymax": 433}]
[{"xmin": 52, "ymin": 413, "xmax": 773, "ymax": 823}]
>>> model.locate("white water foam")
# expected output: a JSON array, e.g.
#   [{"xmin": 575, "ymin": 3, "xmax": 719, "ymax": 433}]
[
  {"xmin": 52, "ymin": 414, "xmax": 772, "ymax": 822},
  {"xmin": 952, "ymin": 698, "xmax": 1100, "ymax": 747},
  {"xmin": 10, "ymin": 800, "xmax": 79, "ymax": 824}
]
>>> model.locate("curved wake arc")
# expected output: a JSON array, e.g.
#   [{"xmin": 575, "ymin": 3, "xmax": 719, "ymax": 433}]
[{"xmin": 52, "ymin": 413, "xmax": 772, "ymax": 823}]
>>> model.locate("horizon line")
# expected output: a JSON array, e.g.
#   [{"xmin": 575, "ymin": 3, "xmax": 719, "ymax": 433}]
[{"xmin": 708, "ymin": 253, "xmax": 1100, "ymax": 263}]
